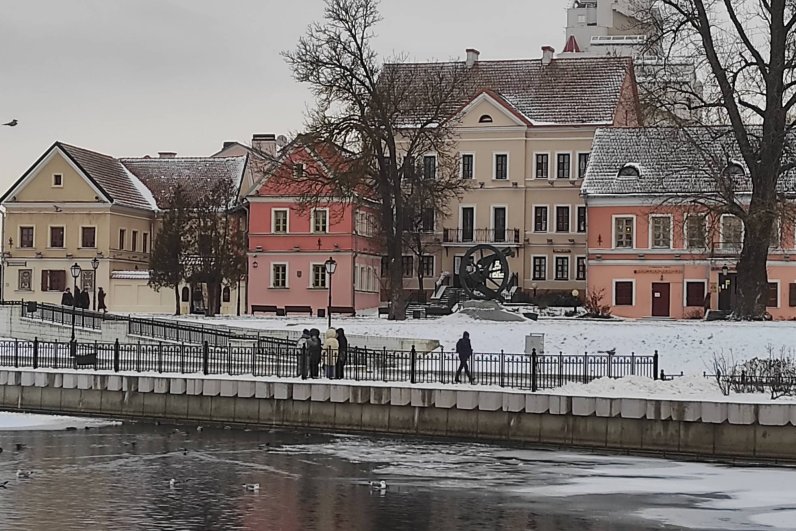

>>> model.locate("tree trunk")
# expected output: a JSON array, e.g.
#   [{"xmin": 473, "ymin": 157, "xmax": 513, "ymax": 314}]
[
  {"xmin": 205, "ymin": 283, "xmax": 218, "ymax": 318},
  {"xmin": 734, "ymin": 212, "xmax": 773, "ymax": 319},
  {"xmin": 173, "ymin": 285, "xmax": 181, "ymax": 316},
  {"xmin": 416, "ymin": 263, "xmax": 425, "ymax": 304},
  {"xmin": 387, "ymin": 238, "xmax": 407, "ymax": 320}
]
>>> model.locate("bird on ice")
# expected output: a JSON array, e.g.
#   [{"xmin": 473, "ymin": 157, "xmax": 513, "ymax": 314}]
[
  {"xmin": 169, "ymin": 479, "xmax": 177, "ymax": 489},
  {"xmin": 0, "ymin": 481, "xmax": 8, "ymax": 489},
  {"xmin": 16, "ymin": 470, "xmax": 32, "ymax": 479},
  {"xmin": 243, "ymin": 483, "xmax": 260, "ymax": 492},
  {"xmin": 369, "ymin": 480, "xmax": 387, "ymax": 490}
]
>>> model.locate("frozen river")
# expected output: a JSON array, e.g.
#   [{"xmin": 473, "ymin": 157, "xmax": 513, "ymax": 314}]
[{"xmin": 0, "ymin": 417, "xmax": 794, "ymax": 530}]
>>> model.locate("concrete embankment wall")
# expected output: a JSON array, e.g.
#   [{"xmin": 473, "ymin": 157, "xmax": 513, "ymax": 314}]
[{"xmin": 1, "ymin": 368, "xmax": 794, "ymax": 462}]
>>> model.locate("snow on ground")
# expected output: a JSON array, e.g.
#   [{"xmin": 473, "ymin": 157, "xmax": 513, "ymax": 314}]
[
  {"xmin": 162, "ymin": 311, "xmax": 796, "ymax": 376},
  {"xmin": 0, "ymin": 412, "xmax": 121, "ymax": 431}
]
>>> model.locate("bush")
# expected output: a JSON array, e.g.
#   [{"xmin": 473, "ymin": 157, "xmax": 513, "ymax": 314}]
[
  {"xmin": 583, "ymin": 288, "xmax": 611, "ymax": 318},
  {"xmin": 684, "ymin": 308, "xmax": 704, "ymax": 320}
]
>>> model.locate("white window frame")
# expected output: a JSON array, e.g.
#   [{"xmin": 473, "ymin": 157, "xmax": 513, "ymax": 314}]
[
  {"xmin": 48, "ymin": 224, "xmax": 66, "ymax": 249},
  {"xmin": 272, "ymin": 208, "xmax": 290, "ymax": 234},
  {"xmin": 554, "ymin": 204, "xmax": 571, "ymax": 234},
  {"xmin": 554, "ymin": 256, "xmax": 570, "ymax": 281},
  {"xmin": 648, "ymin": 214, "xmax": 673, "ymax": 250},
  {"xmin": 576, "ymin": 205, "xmax": 587, "ymax": 233},
  {"xmin": 459, "ymin": 204, "xmax": 477, "ymax": 238},
  {"xmin": 460, "ymin": 152, "xmax": 475, "ymax": 179},
  {"xmin": 719, "ymin": 214, "xmax": 743, "ymax": 250},
  {"xmin": 683, "ymin": 279, "xmax": 708, "ymax": 307},
  {"xmin": 531, "ymin": 255, "xmax": 547, "ymax": 281},
  {"xmin": 612, "ymin": 215, "xmax": 636, "ymax": 249},
  {"xmin": 271, "ymin": 262, "xmax": 289, "ymax": 288},
  {"xmin": 311, "ymin": 208, "xmax": 329, "ymax": 234},
  {"xmin": 555, "ymin": 151, "xmax": 573, "ymax": 180},
  {"xmin": 52, "ymin": 173, "xmax": 63, "ymax": 188},
  {"xmin": 420, "ymin": 255, "xmax": 435, "ymax": 277},
  {"xmin": 422, "ymin": 152, "xmax": 438, "ymax": 179},
  {"xmin": 684, "ymin": 213, "xmax": 707, "ymax": 250},
  {"xmin": 576, "ymin": 151, "xmax": 591, "ymax": 180},
  {"xmin": 79, "ymin": 225, "xmax": 97, "ymax": 249},
  {"xmin": 768, "ymin": 279, "xmax": 781, "ymax": 308},
  {"xmin": 612, "ymin": 278, "xmax": 636, "ymax": 306},
  {"xmin": 534, "ymin": 152, "xmax": 551, "ymax": 179},
  {"xmin": 19, "ymin": 225, "xmax": 35, "ymax": 248},
  {"xmin": 532, "ymin": 204, "xmax": 549, "ymax": 233},
  {"xmin": 490, "ymin": 204, "xmax": 509, "ymax": 243},
  {"xmin": 492, "ymin": 152, "xmax": 510, "ymax": 180},
  {"xmin": 310, "ymin": 262, "xmax": 327, "ymax": 288},
  {"xmin": 575, "ymin": 255, "xmax": 586, "ymax": 281}
]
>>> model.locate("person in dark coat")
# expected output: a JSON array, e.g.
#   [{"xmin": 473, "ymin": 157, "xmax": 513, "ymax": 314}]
[
  {"xmin": 97, "ymin": 287, "xmax": 108, "ymax": 313},
  {"xmin": 335, "ymin": 328, "xmax": 348, "ymax": 380},
  {"xmin": 296, "ymin": 329, "xmax": 311, "ymax": 378},
  {"xmin": 80, "ymin": 289, "xmax": 90, "ymax": 310},
  {"xmin": 73, "ymin": 287, "xmax": 82, "ymax": 307},
  {"xmin": 61, "ymin": 288, "xmax": 73, "ymax": 306},
  {"xmin": 455, "ymin": 331, "xmax": 475, "ymax": 384},
  {"xmin": 307, "ymin": 328, "xmax": 322, "ymax": 378}
]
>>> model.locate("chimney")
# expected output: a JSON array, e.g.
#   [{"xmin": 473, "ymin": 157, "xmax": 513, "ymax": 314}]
[
  {"xmin": 541, "ymin": 46, "xmax": 555, "ymax": 66},
  {"xmin": 158, "ymin": 151, "xmax": 177, "ymax": 159},
  {"xmin": 465, "ymin": 48, "xmax": 480, "ymax": 68},
  {"xmin": 251, "ymin": 133, "xmax": 277, "ymax": 157}
]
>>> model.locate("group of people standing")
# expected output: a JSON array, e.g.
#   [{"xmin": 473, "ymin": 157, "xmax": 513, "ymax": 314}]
[
  {"xmin": 296, "ymin": 327, "xmax": 348, "ymax": 379},
  {"xmin": 60, "ymin": 286, "xmax": 107, "ymax": 313}
]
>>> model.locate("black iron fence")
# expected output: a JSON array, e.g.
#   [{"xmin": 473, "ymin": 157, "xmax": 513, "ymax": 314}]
[{"xmin": 0, "ymin": 337, "xmax": 659, "ymax": 391}]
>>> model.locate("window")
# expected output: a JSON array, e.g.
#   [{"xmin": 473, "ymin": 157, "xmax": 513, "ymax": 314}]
[
  {"xmin": 19, "ymin": 226, "xmax": 34, "ymax": 248},
  {"xmin": 421, "ymin": 256, "xmax": 435, "ymax": 276},
  {"xmin": 478, "ymin": 114, "xmax": 493, "ymax": 123},
  {"xmin": 493, "ymin": 206, "xmax": 507, "ymax": 242},
  {"xmin": 650, "ymin": 216, "xmax": 672, "ymax": 249},
  {"xmin": 119, "ymin": 229, "xmax": 126, "ymax": 250},
  {"xmin": 423, "ymin": 155, "xmax": 437, "ymax": 179},
  {"xmin": 312, "ymin": 209, "xmax": 328, "ymax": 233},
  {"xmin": 614, "ymin": 217, "xmax": 634, "ymax": 248},
  {"xmin": 556, "ymin": 153, "xmax": 571, "ymax": 179},
  {"xmin": 381, "ymin": 256, "xmax": 389, "ymax": 276},
  {"xmin": 312, "ymin": 264, "xmax": 327, "ymax": 288},
  {"xmin": 555, "ymin": 256, "xmax": 569, "ymax": 281},
  {"xmin": 494, "ymin": 154, "xmax": 508, "ymax": 180},
  {"xmin": 535, "ymin": 154, "xmax": 549, "ymax": 179},
  {"xmin": 181, "ymin": 286, "xmax": 190, "ymax": 302},
  {"xmin": 685, "ymin": 281, "xmax": 706, "ymax": 307},
  {"xmin": 534, "ymin": 206, "xmax": 548, "ymax": 232},
  {"xmin": 293, "ymin": 163, "xmax": 304, "ymax": 177},
  {"xmin": 49, "ymin": 226, "xmax": 65, "ymax": 248},
  {"xmin": 421, "ymin": 208, "xmax": 435, "ymax": 232},
  {"xmin": 402, "ymin": 256, "xmax": 414, "ymax": 277},
  {"xmin": 614, "ymin": 281, "xmax": 634, "ymax": 305},
  {"xmin": 790, "ymin": 283, "xmax": 796, "ymax": 307},
  {"xmin": 222, "ymin": 286, "xmax": 231, "ymax": 302},
  {"xmin": 721, "ymin": 215, "xmax": 743, "ymax": 250},
  {"xmin": 619, "ymin": 164, "xmax": 640, "ymax": 178},
  {"xmin": 461, "ymin": 154, "xmax": 474, "ymax": 179},
  {"xmin": 81, "ymin": 227, "xmax": 96, "ymax": 248},
  {"xmin": 578, "ymin": 153, "xmax": 590, "ymax": 178},
  {"xmin": 132, "ymin": 230, "xmax": 138, "ymax": 252},
  {"xmin": 273, "ymin": 209, "xmax": 289, "ymax": 233},
  {"xmin": 41, "ymin": 270, "xmax": 66, "ymax": 292},
  {"xmin": 18, "ymin": 269, "xmax": 32, "ymax": 291},
  {"xmin": 272, "ymin": 264, "xmax": 287, "ymax": 288},
  {"xmin": 685, "ymin": 215, "xmax": 707, "ymax": 249},
  {"xmin": 52, "ymin": 173, "xmax": 63, "ymax": 187},
  {"xmin": 576, "ymin": 257, "xmax": 586, "ymax": 281},
  {"xmin": 577, "ymin": 206, "xmax": 587, "ymax": 233},
  {"xmin": 461, "ymin": 207, "xmax": 475, "ymax": 242},
  {"xmin": 532, "ymin": 256, "xmax": 547, "ymax": 280},
  {"xmin": 556, "ymin": 206, "xmax": 570, "ymax": 233},
  {"xmin": 142, "ymin": 233, "xmax": 149, "ymax": 253},
  {"xmin": 768, "ymin": 282, "xmax": 779, "ymax": 308}
]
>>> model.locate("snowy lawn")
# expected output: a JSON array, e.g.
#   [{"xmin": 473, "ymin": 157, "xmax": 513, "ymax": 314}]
[
  {"xmin": 158, "ymin": 311, "xmax": 796, "ymax": 376},
  {"xmin": 0, "ymin": 411, "xmax": 121, "ymax": 431}
]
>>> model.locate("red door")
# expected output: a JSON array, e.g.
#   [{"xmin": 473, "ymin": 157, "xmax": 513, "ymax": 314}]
[{"xmin": 652, "ymin": 283, "xmax": 670, "ymax": 317}]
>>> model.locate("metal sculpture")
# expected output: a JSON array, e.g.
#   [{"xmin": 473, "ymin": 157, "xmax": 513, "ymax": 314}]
[{"xmin": 459, "ymin": 244, "xmax": 514, "ymax": 300}]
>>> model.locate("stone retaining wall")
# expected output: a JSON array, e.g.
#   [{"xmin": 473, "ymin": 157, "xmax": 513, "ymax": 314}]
[{"xmin": 1, "ymin": 368, "xmax": 794, "ymax": 462}]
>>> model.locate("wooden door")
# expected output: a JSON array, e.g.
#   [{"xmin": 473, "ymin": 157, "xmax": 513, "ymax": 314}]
[{"xmin": 651, "ymin": 283, "xmax": 670, "ymax": 317}]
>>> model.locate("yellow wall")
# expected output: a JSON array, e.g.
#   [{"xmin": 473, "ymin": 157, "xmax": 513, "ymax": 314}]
[{"xmin": 13, "ymin": 153, "xmax": 101, "ymax": 203}]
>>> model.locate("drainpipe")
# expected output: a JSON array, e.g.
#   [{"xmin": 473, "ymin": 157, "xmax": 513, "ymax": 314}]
[{"xmin": 0, "ymin": 207, "xmax": 5, "ymax": 302}]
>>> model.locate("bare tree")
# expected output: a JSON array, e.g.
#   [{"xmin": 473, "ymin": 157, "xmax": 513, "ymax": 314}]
[
  {"xmin": 635, "ymin": 0, "xmax": 796, "ymax": 318},
  {"xmin": 282, "ymin": 0, "xmax": 469, "ymax": 319}
]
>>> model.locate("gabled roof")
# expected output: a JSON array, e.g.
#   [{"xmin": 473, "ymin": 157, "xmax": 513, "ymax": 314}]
[
  {"xmin": 384, "ymin": 56, "xmax": 635, "ymax": 125},
  {"xmin": 582, "ymin": 127, "xmax": 796, "ymax": 197},
  {"xmin": 457, "ymin": 89, "xmax": 531, "ymax": 125},
  {"xmin": 0, "ymin": 142, "xmax": 157, "ymax": 211},
  {"xmin": 120, "ymin": 156, "xmax": 247, "ymax": 208},
  {"xmin": 563, "ymin": 35, "xmax": 581, "ymax": 53}
]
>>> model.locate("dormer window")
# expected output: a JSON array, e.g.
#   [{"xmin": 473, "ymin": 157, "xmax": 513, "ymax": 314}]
[
  {"xmin": 293, "ymin": 163, "xmax": 305, "ymax": 177},
  {"xmin": 618, "ymin": 163, "xmax": 640, "ymax": 178},
  {"xmin": 724, "ymin": 162, "xmax": 745, "ymax": 177},
  {"xmin": 478, "ymin": 114, "xmax": 493, "ymax": 123}
]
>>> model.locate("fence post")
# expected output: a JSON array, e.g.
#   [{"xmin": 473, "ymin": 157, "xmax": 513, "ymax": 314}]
[
  {"xmin": 607, "ymin": 352, "xmax": 613, "ymax": 379},
  {"xmin": 32, "ymin": 337, "xmax": 38, "ymax": 369},
  {"xmin": 382, "ymin": 347, "xmax": 387, "ymax": 382},
  {"xmin": 180, "ymin": 343, "xmax": 185, "ymax": 373},
  {"xmin": 226, "ymin": 345, "xmax": 232, "ymax": 375},
  {"xmin": 14, "ymin": 338, "xmax": 18, "ymax": 368},
  {"xmin": 653, "ymin": 350, "xmax": 659, "ymax": 380},
  {"xmin": 93, "ymin": 340, "xmax": 98, "ymax": 370},
  {"xmin": 630, "ymin": 352, "xmax": 636, "ymax": 376},
  {"xmin": 136, "ymin": 341, "xmax": 141, "ymax": 372},
  {"xmin": 252, "ymin": 343, "xmax": 257, "ymax": 376},
  {"xmin": 500, "ymin": 349, "xmax": 505, "ymax": 388},
  {"xmin": 583, "ymin": 352, "xmax": 589, "ymax": 383},
  {"xmin": 158, "ymin": 342, "xmax": 163, "ymax": 373},
  {"xmin": 531, "ymin": 348, "xmax": 538, "ymax": 392},
  {"xmin": 203, "ymin": 341, "xmax": 209, "ymax": 375},
  {"xmin": 410, "ymin": 345, "xmax": 417, "ymax": 384},
  {"xmin": 300, "ymin": 345, "xmax": 307, "ymax": 380},
  {"xmin": 113, "ymin": 339, "xmax": 120, "ymax": 372},
  {"xmin": 558, "ymin": 352, "xmax": 563, "ymax": 387}
]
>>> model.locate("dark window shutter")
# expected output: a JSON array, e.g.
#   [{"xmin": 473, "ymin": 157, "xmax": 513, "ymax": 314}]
[
  {"xmin": 615, "ymin": 281, "xmax": 633, "ymax": 305},
  {"xmin": 767, "ymin": 283, "xmax": 779, "ymax": 307},
  {"xmin": 41, "ymin": 271, "xmax": 49, "ymax": 291},
  {"xmin": 686, "ymin": 282, "xmax": 705, "ymax": 307}
]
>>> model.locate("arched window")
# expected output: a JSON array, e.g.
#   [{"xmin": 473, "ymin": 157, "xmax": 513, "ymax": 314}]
[
  {"xmin": 478, "ymin": 114, "xmax": 493, "ymax": 123},
  {"xmin": 181, "ymin": 286, "xmax": 190, "ymax": 302},
  {"xmin": 222, "ymin": 286, "xmax": 231, "ymax": 303},
  {"xmin": 618, "ymin": 164, "xmax": 640, "ymax": 178},
  {"xmin": 724, "ymin": 162, "xmax": 745, "ymax": 177}
]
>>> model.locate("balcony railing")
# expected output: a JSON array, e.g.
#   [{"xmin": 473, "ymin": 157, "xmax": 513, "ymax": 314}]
[{"xmin": 443, "ymin": 228, "xmax": 521, "ymax": 245}]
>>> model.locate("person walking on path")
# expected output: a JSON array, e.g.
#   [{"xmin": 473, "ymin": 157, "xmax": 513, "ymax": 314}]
[
  {"xmin": 455, "ymin": 331, "xmax": 475, "ymax": 384},
  {"xmin": 323, "ymin": 328, "xmax": 339, "ymax": 379},
  {"xmin": 97, "ymin": 287, "xmax": 108, "ymax": 313},
  {"xmin": 73, "ymin": 287, "xmax": 82, "ymax": 308},
  {"xmin": 61, "ymin": 288, "xmax": 73, "ymax": 306},
  {"xmin": 335, "ymin": 328, "xmax": 348, "ymax": 380},
  {"xmin": 296, "ymin": 329, "xmax": 311, "ymax": 378},
  {"xmin": 307, "ymin": 328, "xmax": 322, "ymax": 378},
  {"xmin": 80, "ymin": 289, "xmax": 90, "ymax": 310}
]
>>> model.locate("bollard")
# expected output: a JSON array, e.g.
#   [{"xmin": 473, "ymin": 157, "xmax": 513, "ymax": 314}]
[
  {"xmin": 653, "ymin": 350, "xmax": 659, "ymax": 380},
  {"xmin": 410, "ymin": 345, "xmax": 417, "ymax": 384}
]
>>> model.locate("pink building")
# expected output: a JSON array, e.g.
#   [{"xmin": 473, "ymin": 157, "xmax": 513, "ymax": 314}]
[
  {"xmin": 583, "ymin": 127, "xmax": 796, "ymax": 319},
  {"xmin": 245, "ymin": 139, "xmax": 381, "ymax": 315}
]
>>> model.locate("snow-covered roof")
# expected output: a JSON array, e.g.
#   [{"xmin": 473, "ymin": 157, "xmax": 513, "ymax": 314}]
[{"xmin": 111, "ymin": 270, "xmax": 150, "ymax": 280}]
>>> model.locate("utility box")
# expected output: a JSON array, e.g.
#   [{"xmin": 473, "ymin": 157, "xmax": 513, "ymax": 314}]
[{"xmin": 525, "ymin": 333, "xmax": 544, "ymax": 355}]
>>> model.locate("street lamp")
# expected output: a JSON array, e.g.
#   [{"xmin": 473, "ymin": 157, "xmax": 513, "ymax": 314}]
[
  {"xmin": 324, "ymin": 256, "xmax": 337, "ymax": 329},
  {"xmin": 571, "ymin": 289, "xmax": 580, "ymax": 313},
  {"xmin": 69, "ymin": 262, "xmax": 81, "ymax": 355},
  {"xmin": 531, "ymin": 282, "xmax": 538, "ymax": 299},
  {"xmin": 91, "ymin": 257, "xmax": 99, "ymax": 311}
]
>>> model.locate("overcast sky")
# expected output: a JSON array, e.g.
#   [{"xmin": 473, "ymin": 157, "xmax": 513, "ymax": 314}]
[{"xmin": 0, "ymin": 0, "xmax": 569, "ymax": 193}]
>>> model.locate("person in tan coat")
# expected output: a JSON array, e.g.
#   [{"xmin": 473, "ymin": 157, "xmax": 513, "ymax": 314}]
[{"xmin": 323, "ymin": 328, "xmax": 339, "ymax": 379}]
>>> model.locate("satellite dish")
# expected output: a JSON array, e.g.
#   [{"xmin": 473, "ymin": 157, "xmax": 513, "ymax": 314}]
[{"xmin": 276, "ymin": 135, "xmax": 288, "ymax": 148}]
